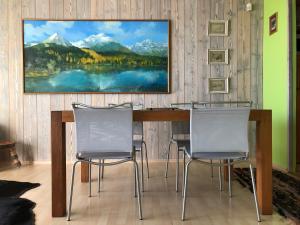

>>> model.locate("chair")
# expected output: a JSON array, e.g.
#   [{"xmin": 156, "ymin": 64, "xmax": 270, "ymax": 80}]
[
  {"xmin": 100, "ymin": 103, "xmax": 149, "ymax": 192},
  {"xmin": 165, "ymin": 103, "xmax": 215, "ymax": 192},
  {"xmin": 181, "ymin": 107, "xmax": 261, "ymax": 222},
  {"xmin": 67, "ymin": 103, "xmax": 142, "ymax": 221}
]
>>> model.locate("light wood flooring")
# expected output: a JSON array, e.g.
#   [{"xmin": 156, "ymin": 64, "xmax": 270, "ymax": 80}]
[{"xmin": 0, "ymin": 162, "xmax": 295, "ymax": 225}]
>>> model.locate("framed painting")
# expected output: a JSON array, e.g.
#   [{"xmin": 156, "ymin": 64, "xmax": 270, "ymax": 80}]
[
  {"xmin": 22, "ymin": 19, "xmax": 170, "ymax": 93},
  {"xmin": 207, "ymin": 49, "xmax": 229, "ymax": 64},
  {"xmin": 269, "ymin": 13, "xmax": 278, "ymax": 35},
  {"xmin": 208, "ymin": 77, "xmax": 229, "ymax": 94},
  {"xmin": 208, "ymin": 20, "xmax": 229, "ymax": 36}
]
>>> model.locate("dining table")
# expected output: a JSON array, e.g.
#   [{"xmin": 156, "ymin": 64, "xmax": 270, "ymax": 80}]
[{"xmin": 51, "ymin": 108, "xmax": 272, "ymax": 217}]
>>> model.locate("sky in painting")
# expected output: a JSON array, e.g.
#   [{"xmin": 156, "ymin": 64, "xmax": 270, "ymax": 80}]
[{"xmin": 24, "ymin": 20, "xmax": 168, "ymax": 46}]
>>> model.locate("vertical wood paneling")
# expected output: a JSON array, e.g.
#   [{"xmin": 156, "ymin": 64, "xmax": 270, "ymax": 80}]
[
  {"xmin": 103, "ymin": 0, "xmax": 119, "ymax": 106},
  {"xmin": 22, "ymin": 0, "xmax": 35, "ymax": 162},
  {"xmin": 1, "ymin": 0, "xmax": 263, "ymax": 162},
  {"xmin": 64, "ymin": 0, "xmax": 78, "ymax": 160},
  {"xmin": 197, "ymin": 0, "xmax": 210, "ymax": 102},
  {"xmin": 90, "ymin": 0, "xmax": 105, "ymax": 107},
  {"xmin": 36, "ymin": 0, "xmax": 51, "ymax": 161},
  {"xmin": 144, "ymin": 0, "xmax": 159, "ymax": 160},
  {"xmin": 0, "ymin": 0, "xmax": 9, "ymax": 140},
  {"xmin": 49, "ymin": 0, "xmax": 65, "ymax": 110}
]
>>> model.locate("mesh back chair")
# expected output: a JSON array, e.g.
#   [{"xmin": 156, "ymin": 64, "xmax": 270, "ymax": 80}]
[
  {"xmin": 101, "ymin": 103, "xmax": 149, "ymax": 192},
  {"xmin": 165, "ymin": 102, "xmax": 215, "ymax": 192},
  {"xmin": 67, "ymin": 103, "xmax": 142, "ymax": 221},
  {"xmin": 181, "ymin": 108, "xmax": 260, "ymax": 222}
]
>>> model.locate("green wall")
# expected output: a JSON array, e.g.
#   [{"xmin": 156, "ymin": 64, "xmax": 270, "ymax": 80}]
[{"xmin": 263, "ymin": 0, "xmax": 289, "ymax": 169}]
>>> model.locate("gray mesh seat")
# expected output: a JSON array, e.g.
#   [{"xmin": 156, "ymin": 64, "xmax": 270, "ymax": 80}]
[
  {"xmin": 181, "ymin": 108, "xmax": 261, "ymax": 222},
  {"xmin": 67, "ymin": 103, "xmax": 142, "ymax": 221}
]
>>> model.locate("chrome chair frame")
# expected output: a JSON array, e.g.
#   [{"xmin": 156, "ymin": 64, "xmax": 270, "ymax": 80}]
[
  {"xmin": 67, "ymin": 102, "xmax": 142, "ymax": 221},
  {"xmin": 181, "ymin": 108, "xmax": 261, "ymax": 222}
]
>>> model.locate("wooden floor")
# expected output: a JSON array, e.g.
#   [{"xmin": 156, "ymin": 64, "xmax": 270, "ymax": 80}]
[{"xmin": 0, "ymin": 162, "xmax": 295, "ymax": 225}]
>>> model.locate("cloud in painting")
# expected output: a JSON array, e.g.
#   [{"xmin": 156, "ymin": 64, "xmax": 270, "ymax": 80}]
[{"xmin": 24, "ymin": 21, "xmax": 75, "ymax": 43}]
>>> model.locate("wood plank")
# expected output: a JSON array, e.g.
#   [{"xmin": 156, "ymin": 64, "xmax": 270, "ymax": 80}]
[
  {"xmin": 36, "ymin": 0, "xmax": 51, "ymax": 161},
  {"xmin": 49, "ymin": 0, "xmax": 65, "ymax": 111},
  {"xmin": 196, "ymin": 0, "xmax": 210, "ymax": 102},
  {"xmin": 64, "ymin": 0, "xmax": 78, "ymax": 161},
  {"xmin": 144, "ymin": 0, "xmax": 159, "ymax": 160},
  {"xmin": 0, "ymin": 0, "xmax": 9, "ymax": 140},
  {"xmin": 103, "ymin": 0, "xmax": 119, "ymax": 106}
]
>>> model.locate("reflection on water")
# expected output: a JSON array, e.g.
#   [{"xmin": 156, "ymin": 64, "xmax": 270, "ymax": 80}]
[{"xmin": 25, "ymin": 66, "xmax": 168, "ymax": 93}]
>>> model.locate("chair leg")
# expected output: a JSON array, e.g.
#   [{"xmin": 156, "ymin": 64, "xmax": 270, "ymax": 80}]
[
  {"xmin": 88, "ymin": 159, "xmax": 92, "ymax": 197},
  {"xmin": 249, "ymin": 163, "xmax": 261, "ymax": 222},
  {"xmin": 134, "ymin": 161, "xmax": 137, "ymax": 197},
  {"xmin": 101, "ymin": 159, "xmax": 104, "ymax": 179},
  {"xmin": 143, "ymin": 141, "xmax": 150, "ymax": 179},
  {"xmin": 182, "ymin": 152, "xmax": 186, "ymax": 197},
  {"xmin": 133, "ymin": 160, "xmax": 143, "ymax": 220},
  {"xmin": 165, "ymin": 141, "xmax": 172, "ymax": 178},
  {"xmin": 176, "ymin": 147, "xmax": 179, "ymax": 192},
  {"xmin": 67, "ymin": 160, "xmax": 80, "ymax": 221},
  {"xmin": 181, "ymin": 160, "xmax": 192, "ymax": 221},
  {"xmin": 228, "ymin": 159, "xmax": 232, "ymax": 197},
  {"xmin": 218, "ymin": 160, "xmax": 223, "ymax": 191},
  {"xmin": 140, "ymin": 146, "xmax": 144, "ymax": 192},
  {"xmin": 98, "ymin": 159, "xmax": 101, "ymax": 193},
  {"xmin": 210, "ymin": 160, "xmax": 213, "ymax": 178}
]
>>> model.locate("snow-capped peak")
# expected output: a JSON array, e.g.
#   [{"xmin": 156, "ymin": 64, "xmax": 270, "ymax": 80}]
[
  {"xmin": 130, "ymin": 39, "xmax": 168, "ymax": 57},
  {"xmin": 71, "ymin": 33, "xmax": 113, "ymax": 48},
  {"xmin": 43, "ymin": 33, "xmax": 73, "ymax": 47}
]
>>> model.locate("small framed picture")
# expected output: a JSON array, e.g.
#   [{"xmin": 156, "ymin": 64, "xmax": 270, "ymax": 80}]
[
  {"xmin": 208, "ymin": 20, "xmax": 229, "ymax": 36},
  {"xmin": 208, "ymin": 49, "xmax": 229, "ymax": 64},
  {"xmin": 208, "ymin": 77, "xmax": 229, "ymax": 94},
  {"xmin": 269, "ymin": 12, "xmax": 278, "ymax": 35}
]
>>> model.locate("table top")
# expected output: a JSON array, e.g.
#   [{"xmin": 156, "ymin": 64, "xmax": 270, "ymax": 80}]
[{"xmin": 52, "ymin": 108, "xmax": 272, "ymax": 123}]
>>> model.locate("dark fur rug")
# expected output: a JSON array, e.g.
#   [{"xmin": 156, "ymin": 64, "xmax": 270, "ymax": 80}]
[
  {"xmin": 0, "ymin": 180, "xmax": 40, "ymax": 225},
  {"xmin": 234, "ymin": 168, "xmax": 300, "ymax": 223}
]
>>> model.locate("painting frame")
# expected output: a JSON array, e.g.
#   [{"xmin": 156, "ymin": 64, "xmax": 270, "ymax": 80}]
[
  {"xmin": 269, "ymin": 12, "xmax": 278, "ymax": 35},
  {"xmin": 207, "ymin": 49, "xmax": 229, "ymax": 64},
  {"xmin": 208, "ymin": 77, "xmax": 229, "ymax": 94},
  {"xmin": 208, "ymin": 20, "xmax": 229, "ymax": 36},
  {"xmin": 22, "ymin": 19, "xmax": 171, "ymax": 94}
]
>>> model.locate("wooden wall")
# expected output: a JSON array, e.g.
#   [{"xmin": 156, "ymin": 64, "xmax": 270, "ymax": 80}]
[{"xmin": 0, "ymin": 0, "xmax": 263, "ymax": 162}]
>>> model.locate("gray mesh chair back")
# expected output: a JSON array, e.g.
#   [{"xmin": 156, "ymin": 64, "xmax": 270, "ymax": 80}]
[
  {"xmin": 190, "ymin": 108, "xmax": 250, "ymax": 155},
  {"xmin": 73, "ymin": 106, "xmax": 133, "ymax": 158}
]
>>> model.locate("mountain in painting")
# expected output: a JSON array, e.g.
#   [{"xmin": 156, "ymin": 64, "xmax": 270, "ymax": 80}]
[
  {"xmin": 72, "ymin": 33, "xmax": 131, "ymax": 54},
  {"xmin": 130, "ymin": 39, "xmax": 168, "ymax": 57},
  {"xmin": 43, "ymin": 33, "xmax": 73, "ymax": 47},
  {"xmin": 24, "ymin": 33, "xmax": 168, "ymax": 77}
]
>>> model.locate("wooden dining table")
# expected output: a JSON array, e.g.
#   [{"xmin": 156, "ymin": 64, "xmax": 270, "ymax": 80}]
[{"xmin": 51, "ymin": 108, "xmax": 272, "ymax": 217}]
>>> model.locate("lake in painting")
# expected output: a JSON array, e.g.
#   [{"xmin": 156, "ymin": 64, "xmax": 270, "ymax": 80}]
[
  {"xmin": 23, "ymin": 20, "xmax": 169, "ymax": 93},
  {"xmin": 25, "ymin": 66, "xmax": 168, "ymax": 92}
]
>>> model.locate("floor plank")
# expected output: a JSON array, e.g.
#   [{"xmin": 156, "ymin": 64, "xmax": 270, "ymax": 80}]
[{"xmin": 0, "ymin": 162, "xmax": 295, "ymax": 225}]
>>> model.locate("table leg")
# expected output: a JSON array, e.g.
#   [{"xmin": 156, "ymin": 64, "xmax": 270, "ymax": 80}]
[
  {"xmin": 81, "ymin": 162, "xmax": 89, "ymax": 183},
  {"xmin": 51, "ymin": 112, "xmax": 66, "ymax": 217},
  {"xmin": 256, "ymin": 112, "xmax": 272, "ymax": 215}
]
